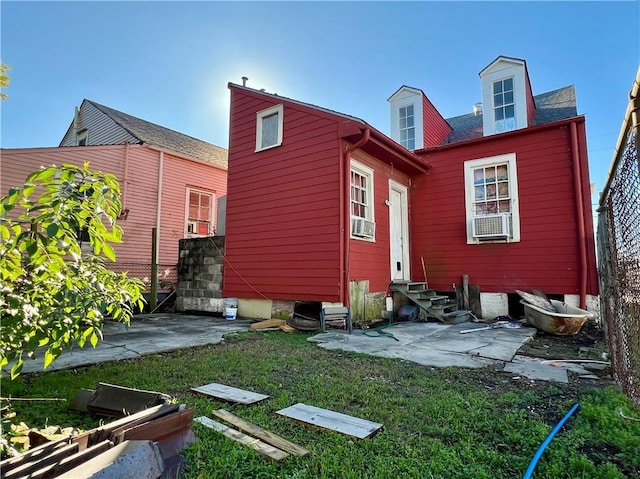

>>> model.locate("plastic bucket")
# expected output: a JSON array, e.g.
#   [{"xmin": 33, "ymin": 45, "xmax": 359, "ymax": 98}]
[{"xmin": 223, "ymin": 298, "xmax": 238, "ymax": 320}]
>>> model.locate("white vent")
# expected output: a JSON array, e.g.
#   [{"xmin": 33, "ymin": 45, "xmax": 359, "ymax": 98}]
[
  {"xmin": 351, "ymin": 217, "xmax": 375, "ymax": 239},
  {"xmin": 473, "ymin": 214, "xmax": 510, "ymax": 239}
]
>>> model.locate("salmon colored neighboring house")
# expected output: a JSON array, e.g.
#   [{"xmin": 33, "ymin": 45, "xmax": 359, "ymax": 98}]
[
  {"xmin": 223, "ymin": 56, "xmax": 598, "ymax": 321},
  {"xmin": 1, "ymin": 100, "xmax": 227, "ymax": 292}
]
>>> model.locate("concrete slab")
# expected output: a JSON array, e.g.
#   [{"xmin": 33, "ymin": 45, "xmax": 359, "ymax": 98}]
[
  {"xmin": 504, "ymin": 355, "xmax": 569, "ymax": 383},
  {"xmin": 309, "ymin": 322, "xmax": 536, "ymax": 369},
  {"xmin": 11, "ymin": 314, "xmax": 253, "ymax": 375}
]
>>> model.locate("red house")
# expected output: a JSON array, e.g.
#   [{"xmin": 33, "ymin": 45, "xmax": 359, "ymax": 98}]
[{"xmin": 223, "ymin": 56, "xmax": 598, "ymax": 322}]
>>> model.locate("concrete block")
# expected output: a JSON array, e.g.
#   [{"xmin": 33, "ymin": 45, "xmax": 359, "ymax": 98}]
[
  {"xmin": 57, "ymin": 440, "xmax": 163, "ymax": 479},
  {"xmin": 480, "ymin": 293, "xmax": 508, "ymax": 320}
]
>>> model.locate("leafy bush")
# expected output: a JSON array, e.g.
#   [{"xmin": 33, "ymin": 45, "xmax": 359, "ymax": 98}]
[{"xmin": 0, "ymin": 163, "xmax": 144, "ymax": 378}]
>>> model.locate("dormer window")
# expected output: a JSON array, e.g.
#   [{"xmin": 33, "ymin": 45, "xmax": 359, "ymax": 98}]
[
  {"xmin": 493, "ymin": 78, "xmax": 515, "ymax": 132},
  {"xmin": 398, "ymin": 105, "xmax": 415, "ymax": 150},
  {"xmin": 77, "ymin": 129, "xmax": 88, "ymax": 146}
]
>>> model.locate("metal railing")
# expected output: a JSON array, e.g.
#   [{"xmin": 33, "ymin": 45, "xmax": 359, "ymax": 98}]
[{"xmin": 597, "ymin": 69, "xmax": 640, "ymax": 410}]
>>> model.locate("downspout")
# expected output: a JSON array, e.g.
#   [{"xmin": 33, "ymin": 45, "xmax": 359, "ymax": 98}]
[
  {"xmin": 156, "ymin": 151, "xmax": 164, "ymax": 261},
  {"xmin": 570, "ymin": 121, "xmax": 587, "ymax": 309},
  {"xmin": 122, "ymin": 142, "xmax": 130, "ymax": 207},
  {"xmin": 341, "ymin": 128, "xmax": 371, "ymax": 307}
]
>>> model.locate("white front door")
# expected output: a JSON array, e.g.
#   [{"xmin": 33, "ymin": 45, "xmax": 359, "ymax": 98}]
[{"xmin": 389, "ymin": 181, "xmax": 410, "ymax": 281}]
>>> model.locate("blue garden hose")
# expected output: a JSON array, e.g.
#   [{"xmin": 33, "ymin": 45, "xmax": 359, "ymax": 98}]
[{"xmin": 522, "ymin": 403, "xmax": 580, "ymax": 479}]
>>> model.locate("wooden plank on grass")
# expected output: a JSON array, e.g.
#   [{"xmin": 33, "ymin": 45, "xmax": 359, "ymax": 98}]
[
  {"xmin": 194, "ymin": 416, "xmax": 288, "ymax": 461},
  {"xmin": 192, "ymin": 383, "xmax": 269, "ymax": 404},
  {"xmin": 212, "ymin": 409, "xmax": 309, "ymax": 457},
  {"xmin": 279, "ymin": 324, "xmax": 297, "ymax": 333},
  {"xmin": 250, "ymin": 319, "xmax": 285, "ymax": 330},
  {"xmin": 276, "ymin": 403, "xmax": 383, "ymax": 439}
]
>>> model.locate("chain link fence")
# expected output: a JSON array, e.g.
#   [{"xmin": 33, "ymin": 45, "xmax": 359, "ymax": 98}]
[
  {"xmin": 597, "ymin": 76, "xmax": 640, "ymax": 411},
  {"xmin": 109, "ymin": 263, "xmax": 178, "ymax": 293}
]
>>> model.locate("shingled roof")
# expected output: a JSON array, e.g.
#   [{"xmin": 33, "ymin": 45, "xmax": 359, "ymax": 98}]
[
  {"xmin": 86, "ymin": 100, "xmax": 228, "ymax": 169},
  {"xmin": 443, "ymin": 85, "xmax": 578, "ymax": 145}
]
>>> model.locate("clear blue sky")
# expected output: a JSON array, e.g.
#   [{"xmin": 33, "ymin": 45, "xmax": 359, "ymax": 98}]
[{"xmin": 1, "ymin": 1, "xmax": 639, "ymax": 205}]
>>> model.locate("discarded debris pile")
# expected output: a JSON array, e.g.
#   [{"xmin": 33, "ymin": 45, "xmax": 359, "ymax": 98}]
[
  {"xmin": 517, "ymin": 289, "xmax": 593, "ymax": 336},
  {"xmin": 1, "ymin": 386, "xmax": 196, "ymax": 479}
]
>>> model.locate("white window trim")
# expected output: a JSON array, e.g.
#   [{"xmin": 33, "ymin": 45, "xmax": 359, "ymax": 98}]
[
  {"xmin": 77, "ymin": 129, "xmax": 89, "ymax": 146},
  {"xmin": 350, "ymin": 159, "xmax": 375, "ymax": 242},
  {"xmin": 255, "ymin": 104, "xmax": 283, "ymax": 152},
  {"xmin": 480, "ymin": 62, "xmax": 528, "ymax": 136},
  {"xmin": 184, "ymin": 187, "xmax": 215, "ymax": 237},
  {"xmin": 389, "ymin": 92, "xmax": 423, "ymax": 150},
  {"xmin": 463, "ymin": 153, "xmax": 520, "ymax": 244}
]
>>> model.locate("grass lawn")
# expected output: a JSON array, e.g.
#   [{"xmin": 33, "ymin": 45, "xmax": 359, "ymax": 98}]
[{"xmin": 2, "ymin": 330, "xmax": 639, "ymax": 478}]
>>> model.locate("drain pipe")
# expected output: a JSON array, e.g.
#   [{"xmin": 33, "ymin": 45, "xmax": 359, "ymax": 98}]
[
  {"xmin": 570, "ymin": 121, "xmax": 588, "ymax": 309},
  {"xmin": 340, "ymin": 127, "xmax": 371, "ymax": 306}
]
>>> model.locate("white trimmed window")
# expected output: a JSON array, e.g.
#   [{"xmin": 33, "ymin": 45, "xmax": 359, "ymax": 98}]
[
  {"xmin": 464, "ymin": 153, "xmax": 520, "ymax": 243},
  {"xmin": 255, "ymin": 104, "xmax": 283, "ymax": 151},
  {"xmin": 77, "ymin": 129, "xmax": 88, "ymax": 146},
  {"xmin": 398, "ymin": 105, "xmax": 415, "ymax": 150},
  {"xmin": 493, "ymin": 78, "xmax": 516, "ymax": 133},
  {"xmin": 350, "ymin": 160, "xmax": 375, "ymax": 240},
  {"xmin": 186, "ymin": 188, "xmax": 215, "ymax": 236}
]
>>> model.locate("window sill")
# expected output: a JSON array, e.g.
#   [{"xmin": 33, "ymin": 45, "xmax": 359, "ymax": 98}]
[{"xmin": 255, "ymin": 142, "xmax": 282, "ymax": 153}]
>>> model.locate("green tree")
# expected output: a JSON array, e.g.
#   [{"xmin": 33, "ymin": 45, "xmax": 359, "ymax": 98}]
[
  {"xmin": 0, "ymin": 163, "xmax": 145, "ymax": 378},
  {"xmin": 1, "ymin": 63, "xmax": 10, "ymax": 100}
]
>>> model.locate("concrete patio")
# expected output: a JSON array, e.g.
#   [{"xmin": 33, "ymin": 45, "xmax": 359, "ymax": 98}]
[{"xmin": 8, "ymin": 314, "xmax": 597, "ymax": 383}]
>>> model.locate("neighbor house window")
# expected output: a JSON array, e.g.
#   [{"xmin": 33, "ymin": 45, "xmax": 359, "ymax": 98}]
[
  {"xmin": 350, "ymin": 160, "xmax": 375, "ymax": 240},
  {"xmin": 493, "ymin": 78, "xmax": 515, "ymax": 133},
  {"xmin": 77, "ymin": 129, "xmax": 89, "ymax": 146},
  {"xmin": 464, "ymin": 153, "xmax": 520, "ymax": 243},
  {"xmin": 255, "ymin": 104, "xmax": 283, "ymax": 151},
  {"xmin": 398, "ymin": 105, "xmax": 415, "ymax": 150},
  {"xmin": 186, "ymin": 188, "xmax": 215, "ymax": 236}
]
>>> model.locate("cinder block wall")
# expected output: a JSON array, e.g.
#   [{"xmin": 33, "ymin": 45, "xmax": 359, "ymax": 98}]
[{"xmin": 176, "ymin": 236, "xmax": 224, "ymax": 313}]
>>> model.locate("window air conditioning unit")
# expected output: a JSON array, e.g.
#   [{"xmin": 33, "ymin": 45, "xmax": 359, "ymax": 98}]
[
  {"xmin": 187, "ymin": 221, "xmax": 197, "ymax": 234},
  {"xmin": 472, "ymin": 214, "xmax": 510, "ymax": 239},
  {"xmin": 351, "ymin": 217, "xmax": 375, "ymax": 239}
]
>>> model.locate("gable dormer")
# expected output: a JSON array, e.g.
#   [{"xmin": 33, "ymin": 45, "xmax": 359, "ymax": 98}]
[
  {"xmin": 479, "ymin": 56, "xmax": 536, "ymax": 136},
  {"xmin": 388, "ymin": 86, "xmax": 452, "ymax": 151}
]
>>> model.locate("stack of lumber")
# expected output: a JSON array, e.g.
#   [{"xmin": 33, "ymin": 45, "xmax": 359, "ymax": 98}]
[{"xmin": 1, "ymin": 404, "xmax": 196, "ymax": 479}]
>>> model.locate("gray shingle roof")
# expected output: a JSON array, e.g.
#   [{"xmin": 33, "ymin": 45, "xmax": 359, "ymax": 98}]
[
  {"xmin": 87, "ymin": 100, "xmax": 228, "ymax": 169},
  {"xmin": 443, "ymin": 85, "xmax": 578, "ymax": 144}
]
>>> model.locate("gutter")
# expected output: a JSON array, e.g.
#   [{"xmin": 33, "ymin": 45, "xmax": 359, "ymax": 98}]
[
  {"xmin": 339, "ymin": 128, "xmax": 371, "ymax": 306},
  {"xmin": 570, "ymin": 121, "xmax": 588, "ymax": 309}
]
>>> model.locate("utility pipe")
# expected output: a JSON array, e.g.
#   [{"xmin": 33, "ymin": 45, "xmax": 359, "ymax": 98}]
[
  {"xmin": 122, "ymin": 142, "xmax": 130, "ymax": 207},
  {"xmin": 341, "ymin": 128, "xmax": 371, "ymax": 306},
  {"xmin": 570, "ymin": 121, "xmax": 587, "ymax": 309},
  {"xmin": 522, "ymin": 403, "xmax": 579, "ymax": 479},
  {"xmin": 155, "ymin": 151, "xmax": 164, "ymax": 265}
]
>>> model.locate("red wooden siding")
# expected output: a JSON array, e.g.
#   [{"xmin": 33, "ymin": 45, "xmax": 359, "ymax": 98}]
[
  {"xmin": 411, "ymin": 120, "xmax": 598, "ymax": 295},
  {"xmin": 422, "ymin": 94, "xmax": 453, "ymax": 147},
  {"xmin": 348, "ymin": 150, "xmax": 410, "ymax": 293},
  {"xmin": 223, "ymin": 88, "xmax": 343, "ymax": 301}
]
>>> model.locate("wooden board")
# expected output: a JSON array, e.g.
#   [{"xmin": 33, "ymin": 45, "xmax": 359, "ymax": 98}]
[
  {"xmin": 276, "ymin": 403, "xmax": 382, "ymax": 439},
  {"xmin": 250, "ymin": 319, "xmax": 285, "ymax": 330},
  {"xmin": 279, "ymin": 324, "xmax": 297, "ymax": 333},
  {"xmin": 194, "ymin": 416, "xmax": 288, "ymax": 461},
  {"xmin": 212, "ymin": 409, "xmax": 309, "ymax": 457},
  {"xmin": 192, "ymin": 383, "xmax": 269, "ymax": 404}
]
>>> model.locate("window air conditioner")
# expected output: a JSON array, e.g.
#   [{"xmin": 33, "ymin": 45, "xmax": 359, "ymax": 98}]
[
  {"xmin": 187, "ymin": 221, "xmax": 197, "ymax": 234},
  {"xmin": 472, "ymin": 214, "xmax": 510, "ymax": 239},
  {"xmin": 351, "ymin": 217, "xmax": 375, "ymax": 239}
]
